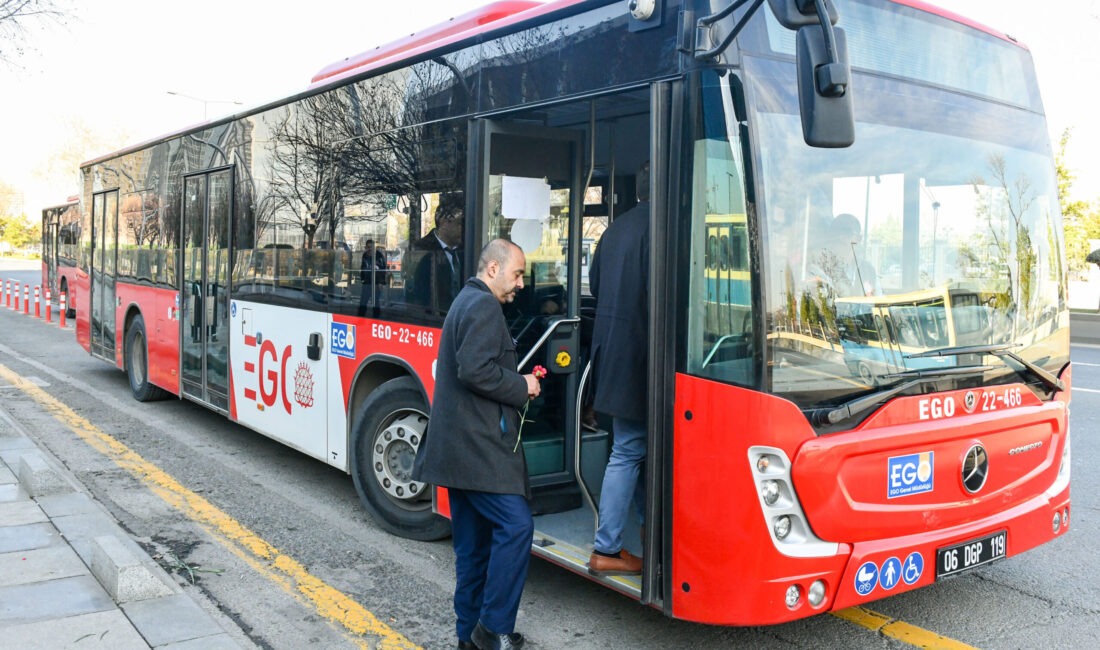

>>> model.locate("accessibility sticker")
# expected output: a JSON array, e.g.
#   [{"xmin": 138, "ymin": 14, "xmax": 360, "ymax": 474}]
[
  {"xmin": 902, "ymin": 551, "xmax": 924, "ymax": 585},
  {"xmin": 879, "ymin": 557, "xmax": 902, "ymax": 590},
  {"xmin": 854, "ymin": 561, "xmax": 878, "ymax": 596}
]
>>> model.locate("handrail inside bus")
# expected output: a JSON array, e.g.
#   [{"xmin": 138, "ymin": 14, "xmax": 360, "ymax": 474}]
[
  {"xmin": 574, "ymin": 360, "xmax": 600, "ymax": 522},
  {"xmin": 516, "ymin": 315, "xmax": 581, "ymax": 371}
]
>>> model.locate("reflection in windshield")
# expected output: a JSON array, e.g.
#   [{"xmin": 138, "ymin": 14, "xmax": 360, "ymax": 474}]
[{"xmin": 751, "ymin": 68, "xmax": 1068, "ymax": 412}]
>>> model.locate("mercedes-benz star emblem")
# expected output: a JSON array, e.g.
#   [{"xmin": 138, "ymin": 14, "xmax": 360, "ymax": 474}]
[
  {"xmin": 962, "ymin": 444, "xmax": 989, "ymax": 493},
  {"xmin": 963, "ymin": 391, "xmax": 977, "ymax": 413}
]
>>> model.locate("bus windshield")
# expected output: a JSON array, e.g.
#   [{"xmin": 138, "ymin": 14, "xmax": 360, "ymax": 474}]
[{"xmin": 748, "ymin": 3, "xmax": 1067, "ymax": 414}]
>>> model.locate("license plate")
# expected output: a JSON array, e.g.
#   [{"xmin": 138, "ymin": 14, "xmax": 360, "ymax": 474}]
[{"xmin": 936, "ymin": 530, "xmax": 1006, "ymax": 579}]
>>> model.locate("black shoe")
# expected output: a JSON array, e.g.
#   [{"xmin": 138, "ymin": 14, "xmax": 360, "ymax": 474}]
[
  {"xmin": 470, "ymin": 621, "xmax": 525, "ymax": 649},
  {"xmin": 458, "ymin": 640, "xmax": 524, "ymax": 650}
]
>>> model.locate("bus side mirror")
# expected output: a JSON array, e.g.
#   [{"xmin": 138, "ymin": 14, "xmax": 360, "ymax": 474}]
[
  {"xmin": 796, "ymin": 24, "xmax": 855, "ymax": 148},
  {"xmin": 766, "ymin": 0, "xmax": 837, "ymax": 28}
]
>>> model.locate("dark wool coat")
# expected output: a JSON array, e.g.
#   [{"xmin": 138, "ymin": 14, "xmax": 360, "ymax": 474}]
[
  {"xmin": 411, "ymin": 278, "xmax": 532, "ymax": 496},
  {"xmin": 406, "ymin": 229, "xmax": 461, "ymax": 311},
  {"xmin": 589, "ymin": 201, "xmax": 649, "ymax": 421}
]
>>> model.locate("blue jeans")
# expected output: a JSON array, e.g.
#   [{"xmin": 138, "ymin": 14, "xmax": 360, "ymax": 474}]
[
  {"xmin": 449, "ymin": 489, "xmax": 533, "ymax": 640},
  {"xmin": 594, "ymin": 417, "xmax": 646, "ymax": 555}
]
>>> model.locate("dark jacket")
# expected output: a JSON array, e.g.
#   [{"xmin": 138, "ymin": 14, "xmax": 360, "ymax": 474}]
[
  {"xmin": 589, "ymin": 201, "xmax": 649, "ymax": 421},
  {"xmin": 405, "ymin": 230, "xmax": 460, "ymax": 311},
  {"xmin": 412, "ymin": 278, "xmax": 532, "ymax": 496},
  {"xmin": 360, "ymin": 249, "xmax": 387, "ymax": 284}
]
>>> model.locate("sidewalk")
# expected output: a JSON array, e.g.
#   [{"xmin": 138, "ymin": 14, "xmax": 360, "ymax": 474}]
[{"xmin": 0, "ymin": 406, "xmax": 245, "ymax": 649}]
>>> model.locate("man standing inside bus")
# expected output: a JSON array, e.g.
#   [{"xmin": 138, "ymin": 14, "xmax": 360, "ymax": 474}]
[
  {"xmin": 587, "ymin": 161, "xmax": 650, "ymax": 576},
  {"xmin": 412, "ymin": 239, "xmax": 542, "ymax": 650},
  {"xmin": 406, "ymin": 192, "xmax": 465, "ymax": 312}
]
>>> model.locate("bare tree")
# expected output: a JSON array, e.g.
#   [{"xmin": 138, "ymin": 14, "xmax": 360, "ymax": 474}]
[
  {"xmin": 36, "ymin": 116, "xmax": 132, "ymax": 199},
  {"xmin": 0, "ymin": 0, "xmax": 69, "ymax": 65}
]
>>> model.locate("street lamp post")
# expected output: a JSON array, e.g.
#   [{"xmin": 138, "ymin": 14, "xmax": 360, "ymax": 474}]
[{"xmin": 166, "ymin": 91, "xmax": 243, "ymax": 120}]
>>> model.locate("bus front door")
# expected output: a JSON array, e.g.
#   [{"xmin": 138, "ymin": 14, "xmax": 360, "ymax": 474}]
[
  {"xmin": 89, "ymin": 191, "xmax": 118, "ymax": 362},
  {"xmin": 471, "ymin": 119, "xmax": 591, "ymax": 514},
  {"xmin": 469, "ymin": 90, "xmax": 658, "ymax": 602},
  {"xmin": 180, "ymin": 169, "xmax": 232, "ymax": 412}
]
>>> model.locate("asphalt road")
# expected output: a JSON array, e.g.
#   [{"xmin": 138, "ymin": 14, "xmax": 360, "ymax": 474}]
[{"xmin": 0, "ymin": 258, "xmax": 1096, "ymax": 649}]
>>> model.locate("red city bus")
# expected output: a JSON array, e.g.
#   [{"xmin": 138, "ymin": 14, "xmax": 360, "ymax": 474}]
[
  {"xmin": 41, "ymin": 198, "xmax": 81, "ymax": 318},
  {"xmin": 73, "ymin": 0, "xmax": 1070, "ymax": 626}
]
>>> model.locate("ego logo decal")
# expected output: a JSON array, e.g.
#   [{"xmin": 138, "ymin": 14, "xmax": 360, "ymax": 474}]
[
  {"xmin": 331, "ymin": 323, "xmax": 356, "ymax": 359},
  {"xmin": 887, "ymin": 451, "xmax": 934, "ymax": 498}
]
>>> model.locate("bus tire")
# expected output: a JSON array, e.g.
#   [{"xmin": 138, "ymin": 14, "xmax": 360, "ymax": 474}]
[
  {"xmin": 124, "ymin": 315, "xmax": 169, "ymax": 402},
  {"xmin": 350, "ymin": 376, "xmax": 450, "ymax": 541},
  {"xmin": 61, "ymin": 279, "xmax": 75, "ymax": 318}
]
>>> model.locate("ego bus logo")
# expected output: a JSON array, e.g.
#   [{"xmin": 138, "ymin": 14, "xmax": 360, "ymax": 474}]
[
  {"xmin": 331, "ymin": 323, "xmax": 356, "ymax": 359},
  {"xmin": 887, "ymin": 451, "xmax": 934, "ymax": 499},
  {"xmin": 241, "ymin": 335, "xmax": 315, "ymax": 414}
]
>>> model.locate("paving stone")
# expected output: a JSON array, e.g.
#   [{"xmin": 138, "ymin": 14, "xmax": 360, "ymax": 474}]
[
  {"xmin": 0, "ymin": 464, "xmax": 15, "ymax": 484},
  {"xmin": 0, "ymin": 574, "xmax": 115, "ymax": 626},
  {"xmin": 160, "ymin": 633, "xmax": 243, "ymax": 649},
  {"xmin": 37, "ymin": 491, "xmax": 100, "ymax": 518},
  {"xmin": 123, "ymin": 593, "xmax": 228, "ymax": 647},
  {"xmin": 0, "ymin": 608, "xmax": 149, "ymax": 649},
  {"xmin": 0, "ymin": 522, "xmax": 61, "ymax": 554},
  {"xmin": 0, "ymin": 437, "xmax": 37, "ymax": 461},
  {"xmin": 0, "ymin": 499, "xmax": 47, "ymax": 526},
  {"xmin": 0, "ymin": 545, "xmax": 88, "ymax": 587},
  {"xmin": 0, "ymin": 482, "xmax": 26, "ymax": 502},
  {"xmin": 50, "ymin": 511, "xmax": 132, "ymax": 565},
  {"xmin": 0, "ymin": 415, "xmax": 19, "ymax": 438}
]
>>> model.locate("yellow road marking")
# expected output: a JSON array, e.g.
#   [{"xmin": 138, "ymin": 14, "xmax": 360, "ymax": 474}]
[
  {"xmin": 0, "ymin": 363, "xmax": 419, "ymax": 650},
  {"xmin": 833, "ymin": 607, "xmax": 979, "ymax": 649},
  {"xmin": 1, "ymin": 362, "xmax": 987, "ymax": 648}
]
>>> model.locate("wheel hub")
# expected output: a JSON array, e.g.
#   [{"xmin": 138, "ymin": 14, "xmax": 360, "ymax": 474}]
[{"xmin": 371, "ymin": 412, "xmax": 428, "ymax": 501}]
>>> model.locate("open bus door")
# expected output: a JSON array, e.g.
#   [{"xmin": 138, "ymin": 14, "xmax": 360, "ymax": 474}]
[
  {"xmin": 470, "ymin": 119, "xmax": 591, "ymax": 514},
  {"xmin": 469, "ymin": 84, "xmax": 667, "ymax": 607}
]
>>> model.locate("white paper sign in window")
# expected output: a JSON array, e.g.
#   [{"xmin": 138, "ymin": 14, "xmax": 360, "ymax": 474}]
[{"xmin": 502, "ymin": 176, "xmax": 551, "ymax": 221}]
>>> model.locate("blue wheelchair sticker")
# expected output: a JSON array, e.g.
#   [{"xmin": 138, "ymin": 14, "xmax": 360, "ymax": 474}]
[{"xmin": 902, "ymin": 552, "xmax": 924, "ymax": 585}]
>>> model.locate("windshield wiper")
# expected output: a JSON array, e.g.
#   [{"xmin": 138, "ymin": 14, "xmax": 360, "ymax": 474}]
[
  {"xmin": 906, "ymin": 343, "xmax": 1064, "ymax": 392},
  {"xmin": 810, "ymin": 365, "xmax": 996, "ymax": 427}
]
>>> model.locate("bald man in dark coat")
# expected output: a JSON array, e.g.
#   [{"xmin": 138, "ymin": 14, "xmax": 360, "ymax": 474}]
[{"xmin": 412, "ymin": 239, "xmax": 541, "ymax": 650}]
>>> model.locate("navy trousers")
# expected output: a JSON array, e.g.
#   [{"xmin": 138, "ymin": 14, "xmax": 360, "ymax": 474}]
[{"xmin": 449, "ymin": 488, "xmax": 533, "ymax": 641}]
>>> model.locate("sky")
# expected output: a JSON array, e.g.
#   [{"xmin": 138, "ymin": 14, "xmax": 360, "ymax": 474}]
[{"xmin": 1, "ymin": 0, "xmax": 1097, "ymax": 220}]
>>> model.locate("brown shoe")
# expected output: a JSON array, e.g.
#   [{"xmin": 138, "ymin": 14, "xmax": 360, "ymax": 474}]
[{"xmin": 587, "ymin": 549, "xmax": 642, "ymax": 576}]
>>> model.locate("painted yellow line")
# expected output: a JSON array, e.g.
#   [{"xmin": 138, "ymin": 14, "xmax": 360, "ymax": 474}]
[
  {"xmin": 0, "ymin": 363, "xmax": 419, "ymax": 650},
  {"xmin": 833, "ymin": 607, "xmax": 979, "ymax": 649}
]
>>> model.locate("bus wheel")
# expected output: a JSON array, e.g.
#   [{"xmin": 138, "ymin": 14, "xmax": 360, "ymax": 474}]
[
  {"xmin": 61, "ymin": 280, "xmax": 75, "ymax": 318},
  {"xmin": 124, "ymin": 315, "xmax": 169, "ymax": 402},
  {"xmin": 350, "ymin": 377, "xmax": 450, "ymax": 541}
]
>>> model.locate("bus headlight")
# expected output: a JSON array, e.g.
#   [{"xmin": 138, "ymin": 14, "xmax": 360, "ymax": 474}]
[
  {"xmin": 749, "ymin": 446, "xmax": 840, "ymax": 558},
  {"xmin": 785, "ymin": 584, "xmax": 802, "ymax": 608},
  {"xmin": 761, "ymin": 480, "xmax": 781, "ymax": 505},
  {"xmin": 774, "ymin": 515, "xmax": 792, "ymax": 540},
  {"xmin": 808, "ymin": 580, "xmax": 827, "ymax": 607}
]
